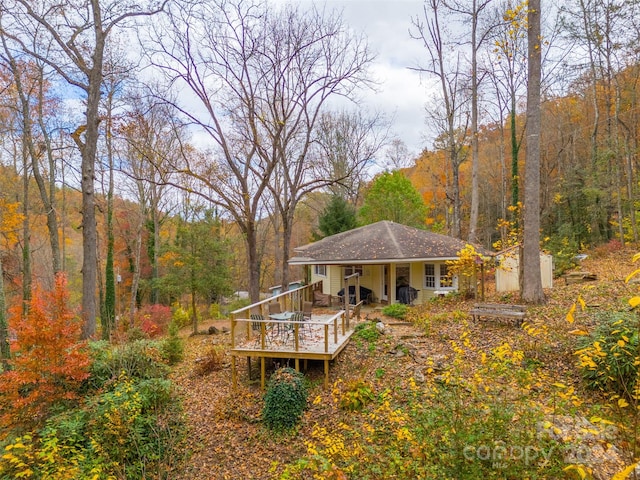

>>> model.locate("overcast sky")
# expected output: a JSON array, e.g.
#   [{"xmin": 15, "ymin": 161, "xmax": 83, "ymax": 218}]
[{"xmin": 288, "ymin": 0, "xmax": 434, "ymax": 159}]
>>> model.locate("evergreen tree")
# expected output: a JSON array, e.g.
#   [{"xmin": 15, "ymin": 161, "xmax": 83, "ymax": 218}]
[{"xmin": 314, "ymin": 195, "xmax": 357, "ymax": 240}]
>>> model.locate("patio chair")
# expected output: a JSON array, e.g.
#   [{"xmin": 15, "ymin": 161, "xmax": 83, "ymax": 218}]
[
  {"xmin": 302, "ymin": 301, "xmax": 313, "ymax": 321},
  {"xmin": 268, "ymin": 302, "xmax": 282, "ymax": 315},
  {"xmin": 290, "ymin": 311, "xmax": 306, "ymax": 343},
  {"xmin": 250, "ymin": 313, "xmax": 264, "ymax": 331},
  {"xmin": 250, "ymin": 313, "xmax": 271, "ymax": 346}
]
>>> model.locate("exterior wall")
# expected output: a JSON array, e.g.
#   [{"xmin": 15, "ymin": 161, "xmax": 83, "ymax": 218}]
[
  {"xmin": 309, "ymin": 261, "xmax": 461, "ymax": 305},
  {"xmin": 495, "ymin": 253, "xmax": 553, "ymax": 292}
]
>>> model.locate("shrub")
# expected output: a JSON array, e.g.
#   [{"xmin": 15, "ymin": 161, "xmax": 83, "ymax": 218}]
[
  {"xmin": 161, "ymin": 321, "xmax": 184, "ymax": 365},
  {"xmin": 194, "ymin": 345, "xmax": 225, "ymax": 376},
  {"xmin": 0, "ymin": 274, "xmax": 89, "ymax": 430},
  {"xmin": 339, "ymin": 380, "xmax": 375, "ymax": 411},
  {"xmin": 262, "ymin": 367, "xmax": 308, "ymax": 432},
  {"xmin": 382, "ymin": 303, "xmax": 408, "ymax": 319},
  {"xmin": 575, "ymin": 311, "xmax": 639, "ymax": 398},
  {"xmin": 135, "ymin": 304, "xmax": 172, "ymax": 338},
  {"xmin": 353, "ymin": 321, "xmax": 381, "ymax": 351},
  {"xmin": 87, "ymin": 340, "xmax": 169, "ymax": 392},
  {"xmin": 544, "ymin": 235, "xmax": 579, "ymax": 276},
  {"xmin": 171, "ymin": 304, "xmax": 191, "ymax": 329}
]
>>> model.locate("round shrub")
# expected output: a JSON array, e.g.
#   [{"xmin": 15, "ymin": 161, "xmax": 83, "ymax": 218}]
[
  {"xmin": 262, "ymin": 367, "xmax": 308, "ymax": 432},
  {"xmin": 575, "ymin": 311, "xmax": 639, "ymax": 397},
  {"xmin": 382, "ymin": 303, "xmax": 408, "ymax": 319}
]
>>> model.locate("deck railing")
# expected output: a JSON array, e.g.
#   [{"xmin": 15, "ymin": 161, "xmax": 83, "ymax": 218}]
[
  {"xmin": 229, "ymin": 280, "xmax": 323, "ymax": 350},
  {"xmin": 232, "ymin": 310, "xmax": 346, "ymax": 353}
]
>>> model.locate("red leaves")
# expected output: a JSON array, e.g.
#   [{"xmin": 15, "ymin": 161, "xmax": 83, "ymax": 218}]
[{"xmin": 0, "ymin": 273, "xmax": 89, "ymax": 431}]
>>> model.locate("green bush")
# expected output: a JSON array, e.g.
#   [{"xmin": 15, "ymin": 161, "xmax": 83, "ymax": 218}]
[
  {"xmin": 161, "ymin": 321, "xmax": 184, "ymax": 365},
  {"xmin": 382, "ymin": 303, "xmax": 408, "ymax": 319},
  {"xmin": 339, "ymin": 380, "xmax": 375, "ymax": 411},
  {"xmin": 353, "ymin": 321, "xmax": 381, "ymax": 351},
  {"xmin": 262, "ymin": 367, "xmax": 308, "ymax": 432},
  {"xmin": 576, "ymin": 311, "xmax": 639, "ymax": 397},
  {"xmin": 86, "ymin": 339, "xmax": 169, "ymax": 392}
]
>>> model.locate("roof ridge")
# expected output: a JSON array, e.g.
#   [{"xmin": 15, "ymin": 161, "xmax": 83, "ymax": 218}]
[{"xmin": 384, "ymin": 221, "xmax": 404, "ymax": 256}]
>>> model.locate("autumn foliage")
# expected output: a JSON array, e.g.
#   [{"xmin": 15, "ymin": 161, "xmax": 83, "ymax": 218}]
[{"xmin": 0, "ymin": 274, "xmax": 89, "ymax": 431}]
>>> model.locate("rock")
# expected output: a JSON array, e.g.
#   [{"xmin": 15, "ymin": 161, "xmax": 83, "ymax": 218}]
[
  {"xmin": 221, "ymin": 326, "xmax": 230, "ymax": 333},
  {"xmin": 376, "ymin": 321, "xmax": 386, "ymax": 334},
  {"xmin": 208, "ymin": 326, "xmax": 220, "ymax": 334},
  {"xmin": 413, "ymin": 368, "xmax": 425, "ymax": 383}
]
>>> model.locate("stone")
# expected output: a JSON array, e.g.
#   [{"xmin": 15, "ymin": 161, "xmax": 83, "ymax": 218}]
[{"xmin": 208, "ymin": 326, "xmax": 220, "ymax": 334}]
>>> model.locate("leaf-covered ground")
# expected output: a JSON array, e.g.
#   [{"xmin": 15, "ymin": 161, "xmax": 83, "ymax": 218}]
[{"xmin": 171, "ymin": 246, "xmax": 639, "ymax": 479}]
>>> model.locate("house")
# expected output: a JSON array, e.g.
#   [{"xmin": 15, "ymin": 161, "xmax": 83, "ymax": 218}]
[
  {"xmin": 494, "ymin": 246, "xmax": 553, "ymax": 292},
  {"xmin": 288, "ymin": 220, "xmax": 478, "ymax": 305}
]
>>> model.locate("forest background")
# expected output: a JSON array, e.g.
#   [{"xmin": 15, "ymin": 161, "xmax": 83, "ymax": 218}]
[{"xmin": 0, "ymin": 0, "xmax": 638, "ymax": 339}]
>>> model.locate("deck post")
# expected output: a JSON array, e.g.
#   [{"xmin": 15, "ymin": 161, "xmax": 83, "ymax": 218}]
[
  {"xmin": 295, "ymin": 358, "xmax": 300, "ymax": 371},
  {"xmin": 334, "ymin": 316, "xmax": 338, "ymax": 344},
  {"xmin": 324, "ymin": 359, "xmax": 329, "ymax": 388},
  {"xmin": 261, "ymin": 357, "xmax": 266, "ymax": 390},
  {"xmin": 324, "ymin": 324, "xmax": 329, "ymax": 352},
  {"xmin": 231, "ymin": 356, "xmax": 237, "ymax": 388}
]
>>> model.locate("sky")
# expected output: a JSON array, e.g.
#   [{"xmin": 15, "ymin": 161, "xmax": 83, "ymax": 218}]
[{"xmin": 290, "ymin": 0, "xmax": 435, "ymax": 159}]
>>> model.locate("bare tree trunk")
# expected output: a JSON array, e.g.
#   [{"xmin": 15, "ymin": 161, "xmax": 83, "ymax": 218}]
[
  {"xmin": 521, "ymin": 0, "xmax": 544, "ymax": 304},
  {"xmin": 0, "ymin": 253, "xmax": 10, "ymax": 368}
]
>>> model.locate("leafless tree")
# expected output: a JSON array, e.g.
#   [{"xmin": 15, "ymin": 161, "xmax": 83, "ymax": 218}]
[
  {"xmin": 0, "ymin": 0, "xmax": 166, "ymax": 337},
  {"xmin": 411, "ymin": 0, "xmax": 470, "ymax": 239},
  {"xmin": 313, "ymin": 109, "xmax": 389, "ymax": 206},
  {"xmin": 144, "ymin": 0, "xmax": 374, "ymax": 300}
]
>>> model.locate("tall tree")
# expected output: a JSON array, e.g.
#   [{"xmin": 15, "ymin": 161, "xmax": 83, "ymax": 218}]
[
  {"xmin": 314, "ymin": 194, "xmax": 357, "ymax": 240},
  {"xmin": 159, "ymin": 203, "xmax": 232, "ymax": 335},
  {"xmin": 145, "ymin": 0, "xmax": 373, "ymax": 301},
  {"xmin": 0, "ymin": 0, "xmax": 166, "ymax": 338},
  {"xmin": 521, "ymin": 0, "xmax": 544, "ymax": 303},
  {"xmin": 444, "ymin": 0, "xmax": 496, "ymax": 243},
  {"xmin": 411, "ymin": 0, "xmax": 470, "ymax": 238},
  {"xmin": 358, "ymin": 171, "xmax": 428, "ymax": 228}
]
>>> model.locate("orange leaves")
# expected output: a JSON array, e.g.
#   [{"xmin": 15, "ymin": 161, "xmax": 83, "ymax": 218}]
[{"xmin": 0, "ymin": 274, "xmax": 89, "ymax": 430}]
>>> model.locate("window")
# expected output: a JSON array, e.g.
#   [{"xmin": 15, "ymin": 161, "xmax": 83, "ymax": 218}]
[
  {"xmin": 344, "ymin": 265, "xmax": 363, "ymax": 277},
  {"xmin": 439, "ymin": 264, "xmax": 453, "ymax": 287},
  {"xmin": 424, "ymin": 263, "xmax": 455, "ymax": 290},
  {"xmin": 424, "ymin": 264, "xmax": 435, "ymax": 288},
  {"xmin": 314, "ymin": 265, "xmax": 326, "ymax": 277}
]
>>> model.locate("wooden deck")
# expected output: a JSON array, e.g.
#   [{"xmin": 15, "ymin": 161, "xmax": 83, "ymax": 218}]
[{"xmin": 230, "ymin": 311, "xmax": 355, "ymax": 389}]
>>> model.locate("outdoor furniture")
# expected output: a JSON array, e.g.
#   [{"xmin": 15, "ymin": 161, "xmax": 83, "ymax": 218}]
[
  {"xmin": 250, "ymin": 313, "xmax": 271, "ymax": 347},
  {"xmin": 337, "ymin": 285, "xmax": 373, "ymax": 305},
  {"xmin": 268, "ymin": 311, "xmax": 295, "ymax": 342},
  {"xmin": 397, "ymin": 285, "xmax": 418, "ymax": 305},
  {"xmin": 302, "ymin": 301, "xmax": 313, "ymax": 321},
  {"xmin": 268, "ymin": 302, "xmax": 282, "ymax": 315},
  {"xmin": 470, "ymin": 303, "xmax": 526, "ymax": 326}
]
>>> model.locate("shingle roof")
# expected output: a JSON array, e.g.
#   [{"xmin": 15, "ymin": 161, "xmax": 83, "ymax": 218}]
[{"xmin": 289, "ymin": 221, "xmax": 480, "ymax": 265}]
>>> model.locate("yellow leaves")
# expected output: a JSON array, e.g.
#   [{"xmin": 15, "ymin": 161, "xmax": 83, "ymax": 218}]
[
  {"xmin": 628, "ymin": 296, "xmax": 640, "ymax": 309},
  {"xmin": 566, "ymin": 303, "xmax": 576, "ymax": 324},
  {"xmin": 563, "ymin": 464, "xmax": 592, "ymax": 479},
  {"xmin": 624, "ymin": 269, "xmax": 640, "ymax": 284},
  {"xmin": 612, "ymin": 462, "xmax": 639, "ymax": 480},
  {"xmin": 569, "ymin": 329, "xmax": 589, "ymax": 336},
  {"xmin": 617, "ymin": 398, "xmax": 629, "ymax": 408}
]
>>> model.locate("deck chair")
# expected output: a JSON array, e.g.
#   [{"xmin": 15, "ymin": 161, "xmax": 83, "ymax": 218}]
[
  {"xmin": 287, "ymin": 311, "xmax": 309, "ymax": 343},
  {"xmin": 302, "ymin": 301, "xmax": 313, "ymax": 321},
  {"xmin": 268, "ymin": 302, "xmax": 282, "ymax": 315},
  {"xmin": 250, "ymin": 313, "xmax": 270, "ymax": 346},
  {"xmin": 250, "ymin": 313, "xmax": 264, "ymax": 331}
]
